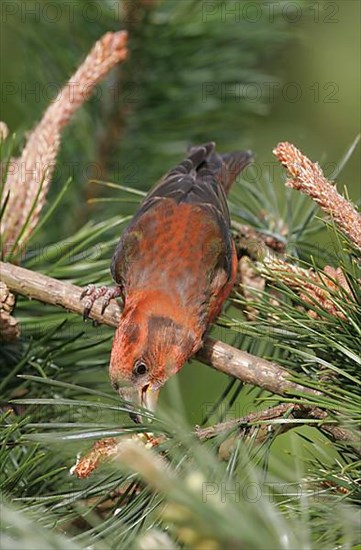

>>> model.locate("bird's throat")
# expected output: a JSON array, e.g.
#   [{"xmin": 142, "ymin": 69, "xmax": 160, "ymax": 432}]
[{"xmin": 124, "ymin": 288, "xmax": 197, "ymax": 329}]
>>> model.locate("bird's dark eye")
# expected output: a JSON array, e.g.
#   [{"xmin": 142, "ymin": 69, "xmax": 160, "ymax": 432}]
[{"xmin": 133, "ymin": 361, "xmax": 148, "ymax": 376}]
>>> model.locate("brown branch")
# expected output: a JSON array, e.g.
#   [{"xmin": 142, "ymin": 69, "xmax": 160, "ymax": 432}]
[
  {"xmin": 1, "ymin": 261, "xmax": 360, "ymax": 453},
  {"xmin": 197, "ymin": 339, "xmax": 314, "ymax": 397},
  {"xmin": 196, "ymin": 403, "xmax": 297, "ymax": 441},
  {"xmin": 0, "ymin": 261, "xmax": 315, "ymax": 398},
  {"xmin": 195, "ymin": 403, "xmax": 361, "ymax": 456},
  {"xmin": 0, "ymin": 262, "xmax": 121, "ymax": 328}
]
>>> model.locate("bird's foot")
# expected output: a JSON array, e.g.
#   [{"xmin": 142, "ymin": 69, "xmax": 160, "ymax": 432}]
[{"xmin": 80, "ymin": 284, "xmax": 122, "ymax": 319}]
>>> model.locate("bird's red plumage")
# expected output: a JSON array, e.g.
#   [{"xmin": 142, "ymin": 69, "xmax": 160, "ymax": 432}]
[{"xmin": 84, "ymin": 143, "xmax": 253, "ymax": 416}]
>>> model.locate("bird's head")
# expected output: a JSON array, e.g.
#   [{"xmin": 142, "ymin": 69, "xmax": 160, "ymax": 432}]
[{"xmin": 109, "ymin": 303, "xmax": 197, "ymax": 422}]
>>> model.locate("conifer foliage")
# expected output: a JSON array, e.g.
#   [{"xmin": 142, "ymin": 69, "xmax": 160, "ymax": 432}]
[{"xmin": 1, "ymin": 2, "xmax": 360, "ymax": 549}]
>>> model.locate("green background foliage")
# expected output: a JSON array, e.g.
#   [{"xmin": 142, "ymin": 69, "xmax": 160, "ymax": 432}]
[{"xmin": 1, "ymin": 1, "xmax": 360, "ymax": 549}]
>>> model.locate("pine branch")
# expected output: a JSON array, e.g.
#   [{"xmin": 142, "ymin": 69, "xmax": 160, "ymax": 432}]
[
  {"xmin": 274, "ymin": 142, "xmax": 361, "ymax": 250},
  {"xmin": 2, "ymin": 261, "xmax": 360, "ymax": 453},
  {"xmin": 1, "ymin": 260, "xmax": 315, "ymax": 398},
  {"xmin": 195, "ymin": 403, "xmax": 361, "ymax": 455},
  {"xmin": 1, "ymin": 30, "xmax": 128, "ymax": 253},
  {"xmin": 71, "ymin": 402, "xmax": 361, "ymax": 479},
  {"xmin": 261, "ymin": 256, "xmax": 355, "ymax": 321}
]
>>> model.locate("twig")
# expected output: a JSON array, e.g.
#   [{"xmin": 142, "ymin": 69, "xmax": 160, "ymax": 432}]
[
  {"xmin": 195, "ymin": 403, "xmax": 361, "ymax": 455},
  {"xmin": 196, "ymin": 403, "xmax": 296, "ymax": 440}
]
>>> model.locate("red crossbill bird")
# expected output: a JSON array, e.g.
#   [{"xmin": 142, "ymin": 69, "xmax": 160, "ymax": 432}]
[{"xmin": 82, "ymin": 143, "xmax": 253, "ymax": 421}]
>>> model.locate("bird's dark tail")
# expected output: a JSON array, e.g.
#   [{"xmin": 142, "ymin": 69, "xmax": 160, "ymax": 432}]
[
  {"xmin": 187, "ymin": 143, "xmax": 254, "ymax": 196},
  {"xmin": 218, "ymin": 150, "xmax": 254, "ymax": 194}
]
